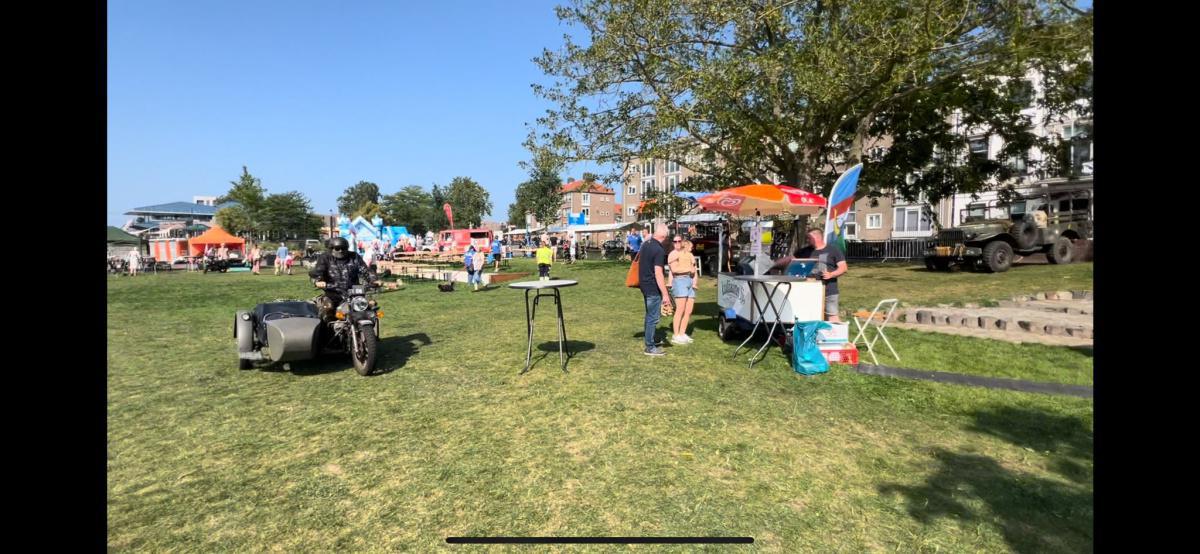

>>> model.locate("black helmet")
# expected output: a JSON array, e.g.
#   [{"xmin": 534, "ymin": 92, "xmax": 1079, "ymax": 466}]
[{"xmin": 328, "ymin": 237, "xmax": 350, "ymax": 259}]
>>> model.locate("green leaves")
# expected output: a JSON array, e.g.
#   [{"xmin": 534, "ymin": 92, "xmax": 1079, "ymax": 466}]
[
  {"xmin": 218, "ymin": 166, "xmax": 266, "ymax": 216},
  {"xmin": 260, "ymin": 191, "xmax": 318, "ymax": 240},
  {"xmin": 527, "ymin": 0, "xmax": 1092, "ymax": 202},
  {"xmin": 216, "ymin": 167, "xmax": 316, "ymax": 240},
  {"xmin": 214, "ymin": 205, "xmax": 254, "ymax": 237},
  {"xmin": 337, "ymin": 181, "xmax": 381, "ymax": 218},
  {"xmin": 510, "ymin": 163, "xmax": 564, "ymax": 230},
  {"xmin": 381, "ymin": 186, "xmax": 434, "ymax": 236},
  {"xmin": 445, "ymin": 177, "xmax": 493, "ymax": 230}
]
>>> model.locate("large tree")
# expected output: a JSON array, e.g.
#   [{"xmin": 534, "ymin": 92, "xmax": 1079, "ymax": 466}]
[
  {"xmin": 509, "ymin": 163, "xmax": 564, "ymax": 229},
  {"xmin": 427, "ymin": 184, "xmax": 449, "ymax": 231},
  {"xmin": 507, "ymin": 202, "xmax": 527, "ymax": 227},
  {"xmin": 444, "ymin": 177, "xmax": 493, "ymax": 229},
  {"xmin": 381, "ymin": 185, "xmax": 434, "ymax": 236},
  {"xmin": 260, "ymin": 191, "xmax": 319, "ymax": 240},
  {"xmin": 527, "ymin": 0, "xmax": 1092, "ymax": 206},
  {"xmin": 214, "ymin": 205, "xmax": 254, "ymax": 237},
  {"xmin": 337, "ymin": 181, "xmax": 381, "ymax": 217},
  {"xmin": 216, "ymin": 166, "xmax": 266, "ymax": 235}
]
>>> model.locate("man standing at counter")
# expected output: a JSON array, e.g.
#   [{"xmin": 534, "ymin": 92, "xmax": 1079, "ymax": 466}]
[{"xmin": 771, "ymin": 229, "xmax": 848, "ymax": 322}]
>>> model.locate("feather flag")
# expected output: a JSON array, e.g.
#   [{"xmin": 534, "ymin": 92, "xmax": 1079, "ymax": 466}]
[
  {"xmin": 824, "ymin": 164, "xmax": 863, "ymax": 251},
  {"xmin": 443, "ymin": 203, "xmax": 455, "ymax": 229}
]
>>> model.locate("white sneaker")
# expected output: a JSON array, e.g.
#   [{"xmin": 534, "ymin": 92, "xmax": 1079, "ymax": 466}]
[
  {"xmin": 669, "ymin": 335, "xmax": 688, "ymax": 345},
  {"xmin": 681, "ymin": 334, "xmax": 694, "ymax": 343}
]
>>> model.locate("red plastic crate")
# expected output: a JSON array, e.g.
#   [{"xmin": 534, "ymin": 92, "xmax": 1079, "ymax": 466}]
[{"xmin": 818, "ymin": 343, "xmax": 859, "ymax": 365}]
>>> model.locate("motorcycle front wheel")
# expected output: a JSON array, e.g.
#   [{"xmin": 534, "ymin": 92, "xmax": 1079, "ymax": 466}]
[{"xmin": 351, "ymin": 326, "xmax": 378, "ymax": 376}]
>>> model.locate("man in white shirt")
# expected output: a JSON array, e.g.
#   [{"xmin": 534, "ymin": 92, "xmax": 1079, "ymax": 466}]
[{"xmin": 127, "ymin": 248, "xmax": 141, "ymax": 276}]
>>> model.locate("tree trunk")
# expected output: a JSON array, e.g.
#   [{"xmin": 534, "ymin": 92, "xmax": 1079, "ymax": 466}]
[{"xmin": 848, "ymin": 111, "xmax": 875, "ymax": 164}]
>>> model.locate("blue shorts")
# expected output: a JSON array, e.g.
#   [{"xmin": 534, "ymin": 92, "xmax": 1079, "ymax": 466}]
[{"xmin": 671, "ymin": 275, "xmax": 695, "ymax": 298}]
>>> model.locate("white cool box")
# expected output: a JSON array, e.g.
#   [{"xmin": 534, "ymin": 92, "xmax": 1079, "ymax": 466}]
[{"xmin": 816, "ymin": 322, "xmax": 849, "ymax": 344}]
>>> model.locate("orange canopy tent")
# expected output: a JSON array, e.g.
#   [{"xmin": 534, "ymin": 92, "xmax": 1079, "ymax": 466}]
[{"xmin": 187, "ymin": 226, "xmax": 246, "ymax": 256}]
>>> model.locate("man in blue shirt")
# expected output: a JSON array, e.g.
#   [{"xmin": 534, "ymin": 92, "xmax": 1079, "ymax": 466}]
[
  {"xmin": 274, "ymin": 243, "xmax": 289, "ymax": 275},
  {"xmin": 492, "ymin": 237, "xmax": 503, "ymax": 271},
  {"xmin": 627, "ymin": 230, "xmax": 643, "ymax": 257}
]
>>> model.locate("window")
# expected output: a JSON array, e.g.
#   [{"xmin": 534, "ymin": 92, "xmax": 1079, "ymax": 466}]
[
  {"xmin": 628, "ymin": 207, "xmax": 637, "ymax": 216},
  {"xmin": 968, "ymin": 137, "xmax": 989, "ymax": 162},
  {"xmin": 666, "ymin": 160, "xmax": 679, "ymax": 173},
  {"xmin": 642, "ymin": 177, "xmax": 656, "ymax": 194},
  {"xmin": 843, "ymin": 209, "xmax": 858, "ymax": 239},
  {"xmin": 1065, "ymin": 120, "xmax": 1092, "ymax": 175},
  {"xmin": 1006, "ymin": 154, "xmax": 1027, "ymax": 173},
  {"xmin": 1010, "ymin": 79, "xmax": 1035, "ymax": 107},
  {"xmin": 964, "ymin": 203, "xmax": 986, "ymax": 222},
  {"xmin": 1058, "ymin": 198, "xmax": 1090, "ymax": 213},
  {"xmin": 866, "ymin": 213, "xmax": 882, "ymax": 229},
  {"xmin": 628, "ymin": 185, "xmax": 637, "ymax": 195},
  {"xmin": 581, "ymin": 208, "xmax": 590, "ymax": 218},
  {"xmin": 666, "ymin": 175, "xmax": 678, "ymax": 191},
  {"xmin": 581, "ymin": 193, "xmax": 590, "ymax": 206},
  {"xmin": 894, "ymin": 206, "xmax": 933, "ymax": 234},
  {"xmin": 642, "ymin": 160, "xmax": 656, "ymax": 176}
]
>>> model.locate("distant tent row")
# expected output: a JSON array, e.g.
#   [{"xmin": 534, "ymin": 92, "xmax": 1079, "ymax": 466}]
[
  {"xmin": 186, "ymin": 226, "xmax": 245, "ymax": 256},
  {"xmin": 108, "ymin": 225, "xmax": 248, "ymax": 261},
  {"xmin": 107, "ymin": 226, "xmax": 144, "ymax": 258}
]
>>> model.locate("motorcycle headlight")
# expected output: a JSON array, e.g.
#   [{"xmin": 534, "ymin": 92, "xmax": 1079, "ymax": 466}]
[{"xmin": 351, "ymin": 297, "xmax": 370, "ymax": 312}]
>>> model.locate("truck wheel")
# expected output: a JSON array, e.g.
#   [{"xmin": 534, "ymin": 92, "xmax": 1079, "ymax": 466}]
[
  {"xmin": 924, "ymin": 257, "xmax": 936, "ymax": 270},
  {"xmin": 982, "ymin": 242, "xmax": 1013, "ymax": 273},
  {"xmin": 1046, "ymin": 237, "xmax": 1076, "ymax": 264}
]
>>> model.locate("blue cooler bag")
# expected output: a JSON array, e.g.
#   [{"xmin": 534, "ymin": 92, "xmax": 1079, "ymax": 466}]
[{"xmin": 792, "ymin": 320, "xmax": 832, "ymax": 375}]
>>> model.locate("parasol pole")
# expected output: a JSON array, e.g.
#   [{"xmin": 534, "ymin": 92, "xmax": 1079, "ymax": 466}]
[
  {"xmin": 718, "ymin": 220, "xmax": 724, "ymax": 276},
  {"xmin": 753, "ymin": 209, "xmax": 765, "ymax": 276}
]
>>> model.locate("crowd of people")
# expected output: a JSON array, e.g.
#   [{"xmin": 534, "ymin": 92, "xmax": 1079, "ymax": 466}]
[
  {"xmin": 634, "ymin": 225, "xmax": 848, "ymax": 356},
  {"xmin": 114, "ymin": 222, "xmax": 848, "ymax": 355},
  {"xmin": 243, "ymin": 242, "xmax": 299, "ymax": 276}
]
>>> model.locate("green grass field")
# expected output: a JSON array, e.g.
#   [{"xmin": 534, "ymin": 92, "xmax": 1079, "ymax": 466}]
[{"xmin": 108, "ymin": 259, "xmax": 1093, "ymax": 551}]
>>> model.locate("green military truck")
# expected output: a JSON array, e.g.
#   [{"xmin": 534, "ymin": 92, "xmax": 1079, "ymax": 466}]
[{"xmin": 924, "ymin": 187, "xmax": 1092, "ymax": 273}]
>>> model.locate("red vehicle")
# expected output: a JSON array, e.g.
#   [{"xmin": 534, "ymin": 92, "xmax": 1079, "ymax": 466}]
[{"xmin": 432, "ymin": 228, "xmax": 494, "ymax": 253}]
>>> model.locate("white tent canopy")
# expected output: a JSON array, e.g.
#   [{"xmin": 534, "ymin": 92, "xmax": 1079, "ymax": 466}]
[
  {"xmin": 503, "ymin": 226, "xmax": 545, "ymax": 235},
  {"xmin": 563, "ymin": 222, "xmax": 637, "ymax": 233},
  {"xmin": 677, "ymin": 213, "xmax": 726, "ymax": 223}
]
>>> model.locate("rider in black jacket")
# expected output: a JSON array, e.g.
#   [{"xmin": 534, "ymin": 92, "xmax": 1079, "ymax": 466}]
[{"xmin": 308, "ymin": 237, "xmax": 379, "ymax": 319}]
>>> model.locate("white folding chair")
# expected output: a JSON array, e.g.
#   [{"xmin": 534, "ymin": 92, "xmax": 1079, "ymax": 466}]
[{"xmin": 852, "ymin": 298, "xmax": 900, "ymax": 365}]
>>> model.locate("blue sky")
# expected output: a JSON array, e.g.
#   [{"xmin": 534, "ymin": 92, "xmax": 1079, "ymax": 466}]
[
  {"xmin": 108, "ymin": 1, "xmax": 1091, "ymax": 227},
  {"xmin": 107, "ymin": 0, "xmax": 603, "ymax": 226}
]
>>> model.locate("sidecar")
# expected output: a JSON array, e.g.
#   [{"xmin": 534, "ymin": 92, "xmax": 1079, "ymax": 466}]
[{"xmin": 234, "ymin": 300, "xmax": 323, "ymax": 369}]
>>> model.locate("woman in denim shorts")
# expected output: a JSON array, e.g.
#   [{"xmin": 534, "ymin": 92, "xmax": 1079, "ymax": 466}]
[{"xmin": 667, "ymin": 237, "xmax": 698, "ymax": 344}]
